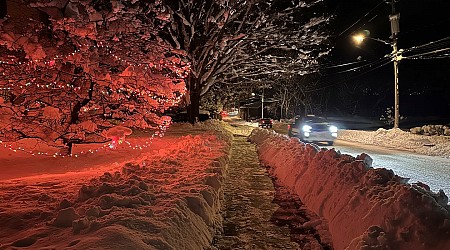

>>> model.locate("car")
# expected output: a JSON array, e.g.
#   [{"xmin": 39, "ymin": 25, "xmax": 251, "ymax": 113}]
[
  {"xmin": 287, "ymin": 115, "xmax": 338, "ymax": 145},
  {"xmin": 258, "ymin": 118, "xmax": 273, "ymax": 128}
]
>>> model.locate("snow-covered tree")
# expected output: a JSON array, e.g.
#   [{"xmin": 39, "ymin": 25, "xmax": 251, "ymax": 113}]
[
  {"xmin": 0, "ymin": 0, "xmax": 187, "ymax": 154},
  {"xmin": 156, "ymin": 0, "xmax": 331, "ymax": 123},
  {"xmin": 269, "ymin": 73, "xmax": 323, "ymax": 118}
]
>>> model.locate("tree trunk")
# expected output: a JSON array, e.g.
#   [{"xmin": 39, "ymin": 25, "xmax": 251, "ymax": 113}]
[
  {"xmin": 0, "ymin": 0, "xmax": 6, "ymax": 19},
  {"xmin": 187, "ymin": 76, "xmax": 201, "ymax": 124}
]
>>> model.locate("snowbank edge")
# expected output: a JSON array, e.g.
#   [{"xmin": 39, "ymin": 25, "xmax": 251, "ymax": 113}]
[{"xmin": 249, "ymin": 128, "xmax": 450, "ymax": 250}]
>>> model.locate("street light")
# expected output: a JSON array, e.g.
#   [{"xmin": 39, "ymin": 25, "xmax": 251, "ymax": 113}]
[
  {"xmin": 351, "ymin": 1, "xmax": 401, "ymax": 128},
  {"xmin": 352, "ymin": 31, "xmax": 402, "ymax": 128},
  {"xmin": 251, "ymin": 92, "xmax": 265, "ymax": 119},
  {"xmin": 352, "ymin": 34, "xmax": 365, "ymax": 45},
  {"xmin": 352, "ymin": 33, "xmax": 391, "ymax": 46}
]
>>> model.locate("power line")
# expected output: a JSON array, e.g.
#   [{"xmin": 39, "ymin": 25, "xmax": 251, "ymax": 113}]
[
  {"xmin": 403, "ymin": 36, "xmax": 450, "ymax": 53},
  {"xmin": 325, "ymin": 55, "xmax": 392, "ymax": 75},
  {"xmin": 307, "ymin": 59, "xmax": 392, "ymax": 92},
  {"xmin": 337, "ymin": 0, "xmax": 385, "ymax": 37},
  {"xmin": 320, "ymin": 52, "xmax": 392, "ymax": 70},
  {"xmin": 321, "ymin": 59, "xmax": 368, "ymax": 69},
  {"xmin": 405, "ymin": 52, "xmax": 450, "ymax": 60},
  {"xmin": 403, "ymin": 47, "xmax": 450, "ymax": 59}
]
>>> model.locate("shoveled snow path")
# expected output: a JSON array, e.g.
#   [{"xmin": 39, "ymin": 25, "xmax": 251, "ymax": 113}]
[{"xmin": 212, "ymin": 135, "xmax": 332, "ymax": 249}]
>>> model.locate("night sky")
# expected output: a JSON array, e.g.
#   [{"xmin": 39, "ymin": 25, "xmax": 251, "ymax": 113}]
[{"xmin": 322, "ymin": 0, "xmax": 450, "ymax": 124}]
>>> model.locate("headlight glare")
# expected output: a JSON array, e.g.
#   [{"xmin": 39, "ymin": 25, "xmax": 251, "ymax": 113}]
[
  {"xmin": 329, "ymin": 125, "xmax": 338, "ymax": 133},
  {"xmin": 302, "ymin": 125, "xmax": 312, "ymax": 132}
]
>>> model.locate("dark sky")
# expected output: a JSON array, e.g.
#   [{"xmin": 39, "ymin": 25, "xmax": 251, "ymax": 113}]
[{"xmin": 321, "ymin": 0, "xmax": 450, "ymax": 122}]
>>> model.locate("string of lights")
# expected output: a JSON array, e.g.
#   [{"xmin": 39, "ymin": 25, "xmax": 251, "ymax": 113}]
[
  {"xmin": 0, "ymin": 42, "xmax": 188, "ymax": 108},
  {"xmin": 0, "ymin": 43, "xmax": 190, "ymax": 78},
  {"xmin": 0, "ymin": 41, "xmax": 183, "ymax": 158},
  {"xmin": 0, "ymin": 122, "xmax": 171, "ymax": 158},
  {"xmin": 0, "ymin": 82, "xmax": 185, "ymax": 107}
]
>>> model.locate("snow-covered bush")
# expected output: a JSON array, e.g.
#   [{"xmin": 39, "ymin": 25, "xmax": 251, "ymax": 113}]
[
  {"xmin": 410, "ymin": 125, "xmax": 450, "ymax": 136},
  {"xmin": 379, "ymin": 106, "xmax": 405, "ymax": 125},
  {"xmin": 0, "ymin": 1, "xmax": 188, "ymax": 153}
]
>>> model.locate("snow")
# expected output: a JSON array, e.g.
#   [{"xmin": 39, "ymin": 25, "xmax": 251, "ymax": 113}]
[
  {"xmin": 338, "ymin": 128, "xmax": 450, "ymax": 158},
  {"xmin": 0, "ymin": 121, "xmax": 233, "ymax": 249},
  {"xmin": 2, "ymin": 120, "xmax": 450, "ymax": 249},
  {"xmin": 249, "ymin": 128, "xmax": 450, "ymax": 250}
]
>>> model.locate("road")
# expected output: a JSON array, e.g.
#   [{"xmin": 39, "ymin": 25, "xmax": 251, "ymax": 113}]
[
  {"xmin": 323, "ymin": 140, "xmax": 450, "ymax": 196},
  {"xmin": 267, "ymin": 122, "xmax": 450, "ymax": 196}
]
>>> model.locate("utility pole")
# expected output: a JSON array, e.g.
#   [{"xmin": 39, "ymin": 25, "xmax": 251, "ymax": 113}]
[
  {"xmin": 389, "ymin": 0, "xmax": 401, "ymax": 128},
  {"xmin": 261, "ymin": 88, "xmax": 264, "ymax": 119}
]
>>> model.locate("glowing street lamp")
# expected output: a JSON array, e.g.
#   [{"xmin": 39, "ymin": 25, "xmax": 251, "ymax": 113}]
[
  {"xmin": 352, "ymin": 34, "xmax": 365, "ymax": 45},
  {"xmin": 352, "ymin": 29, "xmax": 402, "ymax": 128},
  {"xmin": 352, "ymin": 32, "xmax": 391, "ymax": 46}
]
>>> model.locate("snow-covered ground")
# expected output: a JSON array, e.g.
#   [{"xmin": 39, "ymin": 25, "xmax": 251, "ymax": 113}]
[
  {"xmin": 0, "ymin": 121, "xmax": 233, "ymax": 249},
  {"xmin": 338, "ymin": 128, "xmax": 450, "ymax": 159},
  {"xmin": 249, "ymin": 128, "xmax": 450, "ymax": 250},
  {"xmin": 2, "ymin": 119, "xmax": 450, "ymax": 250}
]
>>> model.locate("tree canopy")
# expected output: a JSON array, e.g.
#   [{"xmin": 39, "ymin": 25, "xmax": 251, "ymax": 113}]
[
  {"xmin": 0, "ymin": 0, "xmax": 332, "ymax": 152},
  {"xmin": 155, "ymin": 0, "xmax": 331, "ymax": 122},
  {"xmin": 0, "ymin": 0, "xmax": 187, "ymax": 153}
]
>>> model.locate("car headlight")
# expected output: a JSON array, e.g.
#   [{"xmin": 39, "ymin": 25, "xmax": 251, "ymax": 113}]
[
  {"xmin": 329, "ymin": 125, "xmax": 338, "ymax": 133},
  {"xmin": 302, "ymin": 125, "xmax": 312, "ymax": 132}
]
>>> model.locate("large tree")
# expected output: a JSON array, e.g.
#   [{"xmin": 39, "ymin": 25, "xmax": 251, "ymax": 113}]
[
  {"xmin": 0, "ymin": 0, "xmax": 187, "ymax": 154},
  {"xmin": 155, "ymin": 0, "xmax": 331, "ymax": 123}
]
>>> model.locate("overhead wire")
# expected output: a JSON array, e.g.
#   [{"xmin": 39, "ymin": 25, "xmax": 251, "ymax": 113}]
[
  {"xmin": 308, "ymin": 1, "xmax": 450, "ymax": 92},
  {"xmin": 403, "ymin": 36, "xmax": 450, "ymax": 53},
  {"xmin": 403, "ymin": 47, "xmax": 450, "ymax": 60},
  {"xmin": 408, "ymin": 54, "xmax": 450, "ymax": 60},
  {"xmin": 308, "ymin": 58, "xmax": 393, "ymax": 92},
  {"xmin": 337, "ymin": 0, "xmax": 385, "ymax": 37},
  {"xmin": 323, "ymin": 54, "xmax": 392, "ymax": 75},
  {"xmin": 319, "ymin": 51, "xmax": 392, "ymax": 69},
  {"xmin": 320, "ymin": 59, "xmax": 368, "ymax": 69}
]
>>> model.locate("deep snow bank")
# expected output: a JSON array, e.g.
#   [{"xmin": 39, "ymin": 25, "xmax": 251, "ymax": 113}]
[
  {"xmin": 0, "ymin": 120, "xmax": 232, "ymax": 250},
  {"xmin": 249, "ymin": 128, "xmax": 450, "ymax": 250},
  {"xmin": 338, "ymin": 128, "xmax": 450, "ymax": 158}
]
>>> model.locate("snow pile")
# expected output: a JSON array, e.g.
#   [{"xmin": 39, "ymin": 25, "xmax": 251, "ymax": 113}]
[
  {"xmin": 0, "ymin": 124, "xmax": 232, "ymax": 249},
  {"xmin": 410, "ymin": 125, "xmax": 450, "ymax": 136},
  {"xmin": 338, "ymin": 128, "xmax": 450, "ymax": 158},
  {"xmin": 249, "ymin": 128, "xmax": 450, "ymax": 250},
  {"xmin": 173, "ymin": 119, "xmax": 253, "ymax": 137}
]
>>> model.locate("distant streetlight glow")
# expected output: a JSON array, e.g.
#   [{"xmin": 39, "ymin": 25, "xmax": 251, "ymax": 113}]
[
  {"xmin": 352, "ymin": 12, "xmax": 402, "ymax": 129},
  {"xmin": 352, "ymin": 34, "xmax": 365, "ymax": 45}
]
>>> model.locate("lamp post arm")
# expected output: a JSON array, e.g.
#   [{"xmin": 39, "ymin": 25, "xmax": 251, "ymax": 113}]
[{"xmin": 367, "ymin": 37, "xmax": 391, "ymax": 46}]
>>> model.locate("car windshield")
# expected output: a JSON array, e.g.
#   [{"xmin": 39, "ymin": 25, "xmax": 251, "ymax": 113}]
[{"xmin": 303, "ymin": 116, "xmax": 328, "ymax": 123}]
